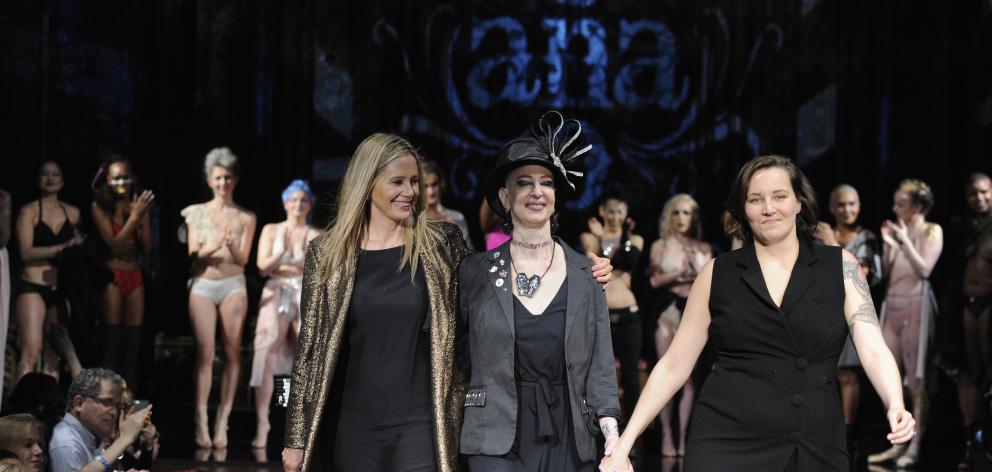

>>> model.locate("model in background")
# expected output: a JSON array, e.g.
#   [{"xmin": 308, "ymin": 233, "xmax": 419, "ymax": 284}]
[
  {"xmin": 421, "ymin": 160, "xmax": 474, "ymax": 251},
  {"xmin": 828, "ymin": 184, "xmax": 882, "ymax": 445},
  {"xmin": 580, "ymin": 189, "xmax": 643, "ymax": 434},
  {"xmin": 182, "ymin": 148, "xmax": 256, "ymax": 449},
  {"xmin": 15, "ymin": 161, "xmax": 84, "ymax": 382},
  {"xmin": 647, "ymin": 193, "xmax": 712, "ymax": 457},
  {"xmin": 867, "ymin": 179, "xmax": 942, "ymax": 468},
  {"xmin": 91, "ymin": 155, "xmax": 154, "ymax": 390},
  {"xmin": 249, "ymin": 180, "xmax": 320, "ymax": 449}
]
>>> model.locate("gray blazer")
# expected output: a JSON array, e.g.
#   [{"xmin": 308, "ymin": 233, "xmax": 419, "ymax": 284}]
[{"xmin": 457, "ymin": 238, "xmax": 621, "ymax": 462}]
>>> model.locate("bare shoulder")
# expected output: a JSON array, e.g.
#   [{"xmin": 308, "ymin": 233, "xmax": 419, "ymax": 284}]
[
  {"xmin": 18, "ymin": 200, "xmax": 38, "ymax": 219},
  {"xmin": 579, "ymin": 232, "xmax": 600, "ymax": 252},
  {"xmin": 239, "ymin": 206, "xmax": 257, "ymax": 222},
  {"xmin": 649, "ymin": 237, "xmax": 665, "ymax": 254},
  {"xmin": 629, "ymin": 233, "xmax": 645, "ymax": 249},
  {"xmin": 306, "ymin": 225, "xmax": 323, "ymax": 239},
  {"xmin": 924, "ymin": 221, "xmax": 942, "ymax": 241},
  {"xmin": 259, "ymin": 222, "xmax": 278, "ymax": 236}
]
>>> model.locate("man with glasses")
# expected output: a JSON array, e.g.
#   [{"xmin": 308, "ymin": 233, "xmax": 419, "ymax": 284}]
[{"xmin": 49, "ymin": 368, "xmax": 151, "ymax": 472}]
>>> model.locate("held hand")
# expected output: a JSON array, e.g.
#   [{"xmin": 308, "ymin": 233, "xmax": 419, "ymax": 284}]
[
  {"xmin": 599, "ymin": 452, "xmax": 634, "ymax": 472},
  {"xmin": 587, "ymin": 217, "xmax": 604, "ymax": 237},
  {"xmin": 603, "ymin": 436, "xmax": 620, "ymax": 457},
  {"xmin": 886, "ymin": 408, "xmax": 916, "ymax": 444},
  {"xmin": 129, "ymin": 190, "xmax": 155, "ymax": 219},
  {"xmin": 283, "ymin": 448, "xmax": 304, "ymax": 472},
  {"xmin": 588, "ymin": 252, "xmax": 613, "ymax": 288}
]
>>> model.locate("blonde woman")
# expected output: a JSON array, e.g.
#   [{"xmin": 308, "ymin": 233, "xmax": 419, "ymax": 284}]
[
  {"xmin": 280, "ymin": 133, "xmax": 472, "ymax": 472},
  {"xmin": 867, "ymin": 179, "xmax": 942, "ymax": 468},
  {"xmin": 181, "ymin": 148, "xmax": 256, "ymax": 449},
  {"xmin": 647, "ymin": 193, "xmax": 712, "ymax": 457},
  {"xmin": 0, "ymin": 414, "xmax": 46, "ymax": 472}
]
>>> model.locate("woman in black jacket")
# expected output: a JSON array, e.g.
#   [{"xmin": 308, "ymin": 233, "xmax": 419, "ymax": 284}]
[{"xmin": 459, "ymin": 112, "xmax": 621, "ymax": 471}]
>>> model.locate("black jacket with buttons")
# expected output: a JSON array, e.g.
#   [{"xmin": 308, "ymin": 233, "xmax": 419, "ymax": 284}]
[{"xmin": 457, "ymin": 238, "xmax": 621, "ymax": 461}]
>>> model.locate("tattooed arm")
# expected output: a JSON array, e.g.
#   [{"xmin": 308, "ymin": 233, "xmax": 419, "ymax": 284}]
[{"xmin": 842, "ymin": 250, "xmax": 916, "ymax": 445}]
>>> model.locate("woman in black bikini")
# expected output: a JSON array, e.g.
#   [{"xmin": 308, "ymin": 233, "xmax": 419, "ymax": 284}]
[
  {"xmin": 14, "ymin": 161, "xmax": 85, "ymax": 381},
  {"xmin": 580, "ymin": 188, "xmax": 644, "ymax": 431}
]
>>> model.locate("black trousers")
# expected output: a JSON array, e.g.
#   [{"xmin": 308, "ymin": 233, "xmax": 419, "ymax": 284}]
[
  {"xmin": 333, "ymin": 410, "xmax": 436, "ymax": 472},
  {"xmin": 610, "ymin": 307, "xmax": 642, "ymax": 424}
]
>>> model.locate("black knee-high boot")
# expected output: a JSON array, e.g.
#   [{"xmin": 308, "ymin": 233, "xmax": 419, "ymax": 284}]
[
  {"xmin": 122, "ymin": 326, "xmax": 142, "ymax": 391},
  {"xmin": 101, "ymin": 325, "xmax": 122, "ymax": 373}
]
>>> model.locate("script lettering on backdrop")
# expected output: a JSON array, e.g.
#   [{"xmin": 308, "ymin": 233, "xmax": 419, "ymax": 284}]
[{"xmin": 367, "ymin": 1, "xmax": 783, "ymax": 210}]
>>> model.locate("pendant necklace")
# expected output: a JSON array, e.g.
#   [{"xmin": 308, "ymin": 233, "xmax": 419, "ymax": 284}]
[{"xmin": 511, "ymin": 245, "xmax": 555, "ymax": 298}]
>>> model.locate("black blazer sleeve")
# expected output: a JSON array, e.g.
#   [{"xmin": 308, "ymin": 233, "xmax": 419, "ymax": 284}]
[{"xmin": 585, "ymin": 277, "xmax": 622, "ymax": 421}]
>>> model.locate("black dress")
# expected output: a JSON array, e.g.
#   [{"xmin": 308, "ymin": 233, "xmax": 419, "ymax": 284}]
[
  {"xmin": 685, "ymin": 240, "xmax": 849, "ymax": 472},
  {"xmin": 468, "ymin": 280, "xmax": 594, "ymax": 472},
  {"xmin": 333, "ymin": 246, "xmax": 435, "ymax": 472}
]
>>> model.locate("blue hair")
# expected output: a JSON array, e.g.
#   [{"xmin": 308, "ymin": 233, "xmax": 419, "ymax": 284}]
[{"xmin": 281, "ymin": 179, "xmax": 316, "ymax": 221}]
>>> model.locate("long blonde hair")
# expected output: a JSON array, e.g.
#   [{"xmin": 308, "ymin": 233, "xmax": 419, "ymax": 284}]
[
  {"xmin": 658, "ymin": 193, "xmax": 702, "ymax": 240},
  {"xmin": 317, "ymin": 133, "xmax": 429, "ymax": 281}
]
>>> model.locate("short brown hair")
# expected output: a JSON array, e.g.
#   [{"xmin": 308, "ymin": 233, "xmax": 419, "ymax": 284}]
[{"xmin": 724, "ymin": 155, "xmax": 819, "ymax": 242}]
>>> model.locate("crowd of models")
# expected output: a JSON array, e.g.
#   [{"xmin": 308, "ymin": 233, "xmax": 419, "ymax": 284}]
[{"xmin": 1, "ymin": 111, "xmax": 992, "ymax": 472}]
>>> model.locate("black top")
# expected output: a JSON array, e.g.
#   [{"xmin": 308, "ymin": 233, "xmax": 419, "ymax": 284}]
[
  {"xmin": 513, "ymin": 281, "xmax": 568, "ymax": 383},
  {"xmin": 340, "ymin": 246, "xmax": 431, "ymax": 418},
  {"xmin": 600, "ymin": 231, "xmax": 641, "ymax": 273},
  {"xmin": 685, "ymin": 239, "xmax": 848, "ymax": 472},
  {"xmin": 34, "ymin": 200, "xmax": 74, "ymax": 248}
]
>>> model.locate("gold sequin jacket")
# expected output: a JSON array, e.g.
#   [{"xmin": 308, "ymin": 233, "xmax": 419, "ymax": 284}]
[{"xmin": 284, "ymin": 221, "xmax": 471, "ymax": 472}]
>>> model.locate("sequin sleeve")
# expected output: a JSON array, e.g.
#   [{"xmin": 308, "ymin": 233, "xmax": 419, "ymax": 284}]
[
  {"xmin": 180, "ymin": 204, "xmax": 214, "ymax": 245},
  {"xmin": 440, "ymin": 220, "xmax": 473, "ymax": 266},
  {"xmin": 284, "ymin": 238, "xmax": 323, "ymax": 449}
]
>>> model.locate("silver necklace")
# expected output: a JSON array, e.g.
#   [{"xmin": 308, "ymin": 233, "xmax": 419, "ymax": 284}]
[{"xmin": 510, "ymin": 246, "xmax": 555, "ymax": 298}]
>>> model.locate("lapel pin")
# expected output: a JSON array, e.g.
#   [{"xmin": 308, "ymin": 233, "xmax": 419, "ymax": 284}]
[
  {"xmin": 493, "ymin": 251, "xmax": 500, "ymax": 259},
  {"xmin": 499, "ymin": 270, "xmax": 507, "ymax": 278},
  {"xmin": 495, "ymin": 278, "xmax": 504, "ymax": 288},
  {"xmin": 499, "ymin": 259, "xmax": 506, "ymax": 266},
  {"xmin": 490, "ymin": 266, "xmax": 497, "ymax": 273}
]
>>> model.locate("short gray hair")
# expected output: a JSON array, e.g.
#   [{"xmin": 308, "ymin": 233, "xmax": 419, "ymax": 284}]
[
  {"xmin": 203, "ymin": 147, "xmax": 240, "ymax": 178},
  {"xmin": 66, "ymin": 368, "xmax": 125, "ymax": 412}
]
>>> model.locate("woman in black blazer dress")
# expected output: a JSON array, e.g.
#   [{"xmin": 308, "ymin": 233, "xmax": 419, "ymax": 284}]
[
  {"xmin": 600, "ymin": 155, "xmax": 916, "ymax": 472},
  {"xmin": 459, "ymin": 112, "xmax": 622, "ymax": 471}
]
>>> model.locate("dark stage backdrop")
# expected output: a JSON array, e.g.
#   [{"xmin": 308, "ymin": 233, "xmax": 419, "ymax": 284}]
[{"xmin": 2, "ymin": 0, "xmax": 992, "ymax": 334}]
